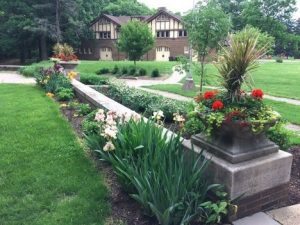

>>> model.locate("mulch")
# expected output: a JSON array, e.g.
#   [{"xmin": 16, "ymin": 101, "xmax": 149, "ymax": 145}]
[
  {"xmin": 59, "ymin": 100, "xmax": 300, "ymax": 225},
  {"xmin": 288, "ymin": 146, "xmax": 300, "ymax": 205}
]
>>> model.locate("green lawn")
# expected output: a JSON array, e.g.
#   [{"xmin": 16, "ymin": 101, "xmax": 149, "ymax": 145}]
[
  {"xmin": 0, "ymin": 85, "xmax": 109, "ymax": 225},
  {"xmin": 186, "ymin": 61, "xmax": 300, "ymax": 100},
  {"xmin": 21, "ymin": 60, "xmax": 177, "ymax": 77},
  {"xmin": 145, "ymin": 83, "xmax": 300, "ymax": 125}
]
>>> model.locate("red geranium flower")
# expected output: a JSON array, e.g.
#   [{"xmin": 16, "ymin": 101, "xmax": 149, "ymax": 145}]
[
  {"xmin": 212, "ymin": 100, "xmax": 224, "ymax": 110},
  {"xmin": 251, "ymin": 89, "xmax": 264, "ymax": 99},
  {"xmin": 204, "ymin": 91, "xmax": 216, "ymax": 100}
]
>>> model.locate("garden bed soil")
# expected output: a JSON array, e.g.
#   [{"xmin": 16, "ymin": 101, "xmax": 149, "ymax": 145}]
[
  {"xmin": 59, "ymin": 97, "xmax": 300, "ymax": 224},
  {"xmin": 288, "ymin": 146, "xmax": 300, "ymax": 205}
]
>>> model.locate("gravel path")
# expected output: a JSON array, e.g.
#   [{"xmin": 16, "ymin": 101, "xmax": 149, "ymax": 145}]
[{"xmin": 0, "ymin": 71, "xmax": 35, "ymax": 84}]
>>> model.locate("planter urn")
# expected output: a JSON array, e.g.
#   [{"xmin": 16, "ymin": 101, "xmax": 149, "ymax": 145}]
[{"xmin": 191, "ymin": 121, "xmax": 279, "ymax": 163}]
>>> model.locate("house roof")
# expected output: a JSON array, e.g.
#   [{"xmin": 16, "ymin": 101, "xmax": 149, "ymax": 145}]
[{"xmin": 90, "ymin": 8, "xmax": 182, "ymax": 27}]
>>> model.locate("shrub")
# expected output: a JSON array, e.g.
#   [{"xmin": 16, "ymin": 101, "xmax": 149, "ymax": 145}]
[
  {"xmin": 138, "ymin": 68, "xmax": 147, "ymax": 76},
  {"xmin": 106, "ymin": 81, "xmax": 187, "ymax": 121},
  {"xmin": 121, "ymin": 67, "xmax": 128, "ymax": 75},
  {"xmin": 86, "ymin": 118, "xmax": 230, "ymax": 225},
  {"xmin": 57, "ymin": 88, "xmax": 74, "ymax": 101},
  {"xmin": 19, "ymin": 65, "xmax": 45, "ymax": 77},
  {"xmin": 82, "ymin": 120, "xmax": 100, "ymax": 135},
  {"xmin": 267, "ymin": 123, "xmax": 291, "ymax": 150},
  {"xmin": 111, "ymin": 65, "xmax": 119, "ymax": 74},
  {"xmin": 128, "ymin": 66, "xmax": 136, "ymax": 76},
  {"xmin": 184, "ymin": 117, "xmax": 206, "ymax": 136},
  {"xmin": 276, "ymin": 57, "xmax": 283, "ymax": 63},
  {"xmin": 151, "ymin": 68, "xmax": 160, "ymax": 77},
  {"xmin": 80, "ymin": 73, "xmax": 109, "ymax": 85},
  {"xmin": 77, "ymin": 103, "xmax": 92, "ymax": 116},
  {"xmin": 96, "ymin": 68, "xmax": 110, "ymax": 75}
]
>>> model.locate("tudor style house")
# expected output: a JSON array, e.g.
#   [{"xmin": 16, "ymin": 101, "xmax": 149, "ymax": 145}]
[{"xmin": 78, "ymin": 7, "xmax": 189, "ymax": 61}]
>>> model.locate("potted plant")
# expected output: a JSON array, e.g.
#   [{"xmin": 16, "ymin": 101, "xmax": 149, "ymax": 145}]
[
  {"xmin": 51, "ymin": 43, "xmax": 79, "ymax": 73},
  {"xmin": 190, "ymin": 28, "xmax": 281, "ymax": 164}
]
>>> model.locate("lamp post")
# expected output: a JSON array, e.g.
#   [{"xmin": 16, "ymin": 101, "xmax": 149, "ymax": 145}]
[{"xmin": 182, "ymin": 0, "xmax": 196, "ymax": 90}]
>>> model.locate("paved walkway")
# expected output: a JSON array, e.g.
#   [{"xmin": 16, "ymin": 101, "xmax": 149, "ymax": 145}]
[
  {"xmin": 122, "ymin": 69, "xmax": 186, "ymax": 87},
  {"xmin": 233, "ymin": 204, "xmax": 300, "ymax": 225},
  {"xmin": 0, "ymin": 71, "xmax": 35, "ymax": 84}
]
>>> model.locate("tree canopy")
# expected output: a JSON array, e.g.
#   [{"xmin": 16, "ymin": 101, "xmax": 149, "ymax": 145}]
[{"xmin": 117, "ymin": 20, "xmax": 154, "ymax": 65}]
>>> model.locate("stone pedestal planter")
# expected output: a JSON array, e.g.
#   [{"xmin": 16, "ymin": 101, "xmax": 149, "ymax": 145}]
[
  {"xmin": 191, "ymin": 122, "xmax": 279, "ymax": 164},
  {"xmin": 58, "ymin": 61, "xmax": 79, "ymax": 74},
  {"xmin": 183, "ymin": 140, "xmax": 292, "ymax": 219}
]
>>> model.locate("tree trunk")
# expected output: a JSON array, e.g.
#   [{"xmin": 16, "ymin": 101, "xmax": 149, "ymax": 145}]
[
  {"xmin": 55, "ymin": 0, "xmax": 62, "ymax": 43},
  {"xmin": 40, "ymin": 33, "xmax": 48, "ymax": 60},
  {"xmin": 199, "ymin": 54, "xmax": 206, "ymax": 93},
  {"xmin": 20, "ymin": 42, "xmax": 26, "ymax": 64}
]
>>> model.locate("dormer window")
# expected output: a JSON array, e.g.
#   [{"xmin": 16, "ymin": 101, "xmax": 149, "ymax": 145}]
[{"xmin": 179, "ymin": 30, "xmax": 187, "ymax": 37}]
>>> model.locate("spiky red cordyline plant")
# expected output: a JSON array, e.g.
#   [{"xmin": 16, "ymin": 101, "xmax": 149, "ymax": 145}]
[{"xmin": 215, "ymin": 28, "xmax": 266, "ymax": 102}]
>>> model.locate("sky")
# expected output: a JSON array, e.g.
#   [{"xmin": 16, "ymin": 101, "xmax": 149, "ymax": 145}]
[{"xmin": 138, "ymin": 0, "xmax": 300, "ymax": 19}]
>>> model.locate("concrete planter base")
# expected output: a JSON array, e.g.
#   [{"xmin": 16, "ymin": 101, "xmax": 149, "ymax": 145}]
[
  {"xmin": 183, "ymin": 140, "xmax": 293, "ymax": 219},
  {"xmin": 191, "ymin": 123, "xmax": 279, "ymax": 164}
]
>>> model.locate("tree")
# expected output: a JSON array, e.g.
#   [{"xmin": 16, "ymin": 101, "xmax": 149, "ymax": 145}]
[
  {"xmin": 215, "ymin": 0, "xmax": 246, "ymax": 31},
  {"xmin": 117, "ymin": 20, "xmax": 154, "ymax": 65},
  {"xmin": 242, "ymin": 0, "xmax": 296, "ymax": 54},
  {"xmin": 103, "ymin": 0, "xmax": 153, "ymax": 16},
  {"xmin": 184, "ymin": 0, "xmax": 231, "ymax": 92}
]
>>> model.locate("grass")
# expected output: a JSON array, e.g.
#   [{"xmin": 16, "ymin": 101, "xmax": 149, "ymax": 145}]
[
  {"xmin": 0, "ymin": 85, "xmax": 109, "ymax": 225},
  {"xmin": 20, "ymin": 60, "xmax": 177, "ymax": 77},
  {"xmin": 188, "ymin": 61, "xmax": 300, "ymax": 100}
]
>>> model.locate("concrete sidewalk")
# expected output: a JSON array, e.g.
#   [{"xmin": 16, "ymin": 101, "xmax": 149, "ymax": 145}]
[
  {"xmin": 0, "ymin": 71, "xmax": 35, "ymax": 84},
  {"xmin": 233, "ymin": 204, "xmax": 300, "ymax": 225}
]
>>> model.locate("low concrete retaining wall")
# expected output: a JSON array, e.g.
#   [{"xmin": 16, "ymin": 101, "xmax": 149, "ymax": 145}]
[{"xmin": 71, "ymin": 79, "xmax": 293, "ymax": 220}]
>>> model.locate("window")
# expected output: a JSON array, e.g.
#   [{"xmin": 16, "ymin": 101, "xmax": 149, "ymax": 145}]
[
  {"xmin": 157, "ymin": 47, "xmax": 170, "ymax": 52},
  {"xmin": 179, "ymin": 30, "xmax": 187, "ymax": 37},
  {"xmin": 78, "ymin": 48, "xmax": 82, "ymax": 54},
  {"xmin": 157, "ymin": 31, "xmax": 170, "ymax": 38},
  {"xmin": 83, "ymin": 48, "xmax": 87, "ymax": 54},
  {"xmin": 97, "ymin": 31, "xmax": 111, "ymax": 39},
  {"xmin": 88, "ymin": 48, "xmax": 92, "ymax": 54}
]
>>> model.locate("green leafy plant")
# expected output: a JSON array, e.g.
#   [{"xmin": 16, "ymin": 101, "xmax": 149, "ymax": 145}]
[
  {"xmin": 276, "ymin": 57, "xmax": 283, "ymax": 63},
  {"xmin": 96, "ymin": 68, "xmax": 110, "ymax": 75},
  {"xmin": 111, "ymin": 65, "xmax": 119, "ymax": 74},
  {"xmin": 86, "ymin": 117, "xmax": 229, "ymax": 225},
  {"xmin": 121, "ymin": 67, "xmax": 128, "ymax": 75},
  {"xmin": 57, "ymin": 88, "xmax": 74, "ymax": 101},
  {"xmin": 138, "ymin": 68, "xmax": 147, "ymax": 76},
  {"xmin": 151, "ymin": 68, "xmax": 160, "ymax": 77},
  {"xmin": 80, "ymin": 73, "xmax": 109, "ymax": 85},
  {"xmin": 77, "ymin": 103, "xmax": 92, "ymax": 116},
  {"xmin": 267, "ymin": 122, "xmax": 291, "ymax": 150},
  {"xmin": 128, "ymin": 66, "xmax": 136, "ymax": 76}
]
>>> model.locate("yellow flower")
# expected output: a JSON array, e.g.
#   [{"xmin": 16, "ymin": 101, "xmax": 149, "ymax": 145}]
[
  {"xmin": 67, "ymin": 71, "xmax": 77, "ymax": 80},
  {"xmin": 60, "ymin": 103, "xmax": 68, "ymax": 108},
  {"xmin": 46, "ymin": 92, "xmax": 55, "ymax": 98}
]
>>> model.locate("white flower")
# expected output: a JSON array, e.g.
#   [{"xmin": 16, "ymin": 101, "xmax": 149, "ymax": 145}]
[
  {"xmin": 106, "ymin": 115, "xmax": 117, "ymax": 126},
  {"xmin": 101, "ymin": 126, "xmax": 118, "ymax": 139},
  {"xmin": 132, "ymin": 113, "xmax": 141, "ymax": 122},
  {"xmin": 103, "ymin": 141, "xmax": 115, "ymax": 151},
  {"xmin": 173, "ymin": 113, "xmax": 185, "ymax": 122},
  {"xmin": 107, "ymin": 111, "xmax": 118, "ymax": 119},
  {"xmin": 152, "ymin": 110, "xmax": 164, "ymax": 120},
  {"xmin": 95, "ymin": 109, "xmax": 105, "ymax": 122}
]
